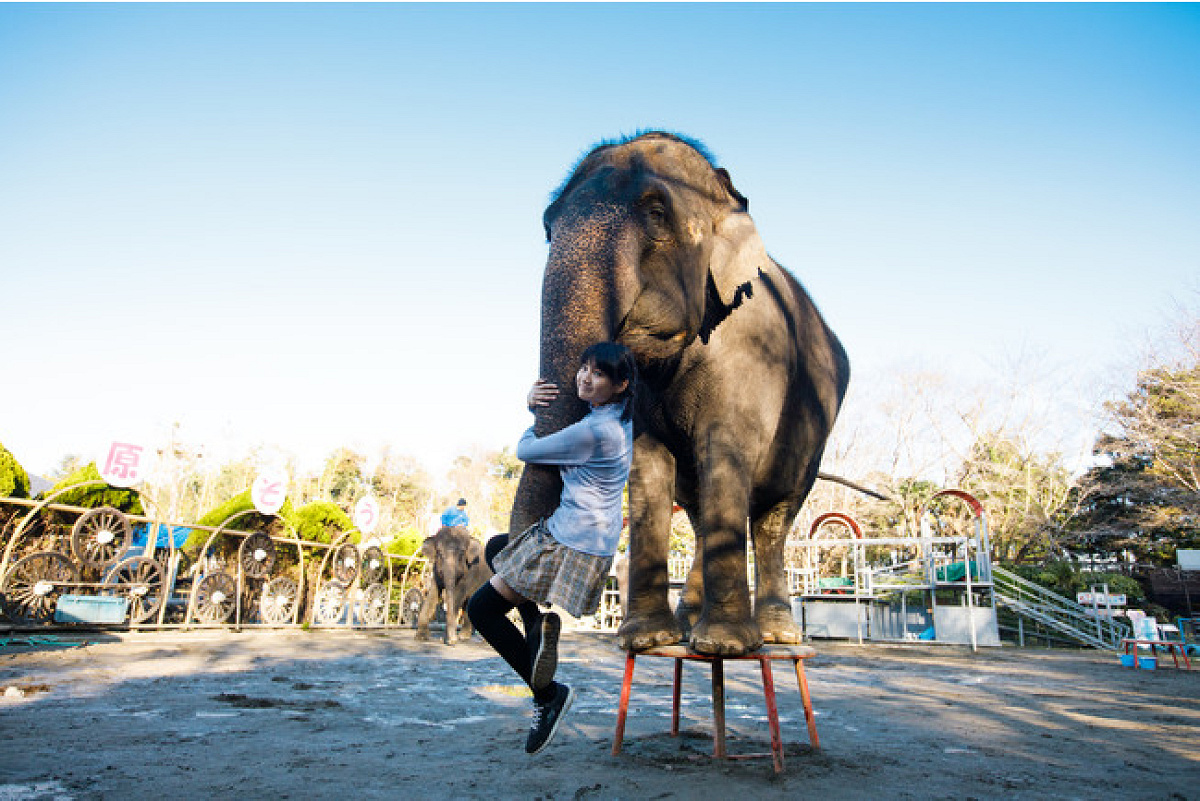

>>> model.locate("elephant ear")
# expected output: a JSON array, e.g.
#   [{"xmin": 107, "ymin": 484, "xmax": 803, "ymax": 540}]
[
  {"xmin": 420, "ymin": 537, "xmax": 436, "ymax": 559},
  {"xmin": 465, "ymin": 538, "xmax": 484, "ymax": 569},
  {"xmin": 708, "ymin": 210, "xmax": 768, "ymax": 308}
]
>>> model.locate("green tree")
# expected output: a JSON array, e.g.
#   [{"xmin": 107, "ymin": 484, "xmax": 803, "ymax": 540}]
[
  {"xmin": 1075, "ymin": 360, "xmax": 1200, "ymax": 564},
  {"xmin": 0, "ymin": 442, "xmax": 31, "ymax": 499},
  {"xmin": 320, "ymin": 448, "xmax": 366, "ymax": 504},
  {"xmin": 289, "ymin": 500, "xmax": 355, "ymax": 544},
  {"xmin": 1107, "ymin": 362, "xmax": 1200, "ymax": 494},
  {"xmin": 852, "ymin": 476, "xmax": 942, "ymax": 539},
  {"xmin": 47, "ymin": 463, "xmax": 144, "ymax": 515},
  {"xmin": 370, "ymin": 449, "xmax": 433, "ymax": 534},
  {"xmin": 186, "ymin": 489, "xmax": 296, "ymax": 550},
  {"xmin": 955, "ymin": 431, "xmax": 1082, "ymax": 564},
  {"xmin": 386, "ymin": 526, "xmax": 426, "ymax": 559}
]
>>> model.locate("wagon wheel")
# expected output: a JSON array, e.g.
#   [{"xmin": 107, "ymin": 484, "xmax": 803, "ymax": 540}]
[
  {"xmin": 331, "ymin": 544, "xmax": 359, "ymax": 583},
  {"xmin": 104, "ymin": 556, "xmax": 166, "ymax": 624},
  {"xmin": 238, "ymin": 532, "xmax": 277, "ymax": 579},
  {"xmin": 360, "ymin": 582, "xmax": 387, "ymax": 625},
  {"xmin": 10, "ymin": 509, "xmax": 57, "ymax": 554},
  {"xmin": 260, "ymin": 577, "xmax": 299, "ymax": 625},
  {"xmin": 313, "ymin": 580, "xmax": 347, "ymax": 624},
  {"xmin": 70, "ymin": 507, "xmax": 132, "ymax": 569},
  {"xmin": 0, "ymin": 551, "xmax": 80, "ymax": 624},
  {"xmin": 399, "ymin": 587, "xmax": 424, "ymax": 627},
  {"xmin": 193, "ymin": 571, "xmax": 237, "ymax": 623},
  {"xmin": 360, "ymin": 546, "xmax": 386, "ymax": 585}
]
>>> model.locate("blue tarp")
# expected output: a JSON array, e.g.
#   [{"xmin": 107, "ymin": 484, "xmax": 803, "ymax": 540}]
[{"xmin": 131, "ymin": 523, "xmax": 192, "ymax": 549}]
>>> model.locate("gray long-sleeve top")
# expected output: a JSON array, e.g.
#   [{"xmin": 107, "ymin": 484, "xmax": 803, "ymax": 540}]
[{"xmin": 516, "ymin": 401, "xmax": 633, "ymax": 557}]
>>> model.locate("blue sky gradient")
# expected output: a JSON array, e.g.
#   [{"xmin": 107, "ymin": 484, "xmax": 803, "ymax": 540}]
[{"xmin": 2, "ymin": 3, "xmax": 1197, "ymax": 482}]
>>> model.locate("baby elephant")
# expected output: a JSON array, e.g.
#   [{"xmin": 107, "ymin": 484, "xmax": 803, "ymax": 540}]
[{"xmin": 415, "ymin": 525, "xmax": 492, "ymax": 645}]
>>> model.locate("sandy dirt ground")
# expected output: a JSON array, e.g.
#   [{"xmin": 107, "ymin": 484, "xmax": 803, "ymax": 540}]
[{"xmin": 1, "ymin": 626, "xmax": 1197, "ymax": 800}]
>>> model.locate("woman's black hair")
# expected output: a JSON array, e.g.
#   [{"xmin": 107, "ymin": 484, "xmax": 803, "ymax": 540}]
[{"xmin": 580, "ymin": 341, "xmax": 637, "ymax": 421}]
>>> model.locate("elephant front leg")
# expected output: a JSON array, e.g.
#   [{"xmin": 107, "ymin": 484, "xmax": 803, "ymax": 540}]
[
  {"xmin": 443, "ymin": 587, "xmax": 462, "ymax": 645},
  {"xmin": 752, "ymin": 500, "xmax": 804, "ymax": 644},
  {"xmin": 415, "ymin": 587, "xmax": 439, "ymax": 642},
  {"xmin": 617, "ymin": 436, "xmax": 683, "ymax": 651},
  {"xmin": 689, "ymin": 455, "xmax": 762, "ymax": 656}
]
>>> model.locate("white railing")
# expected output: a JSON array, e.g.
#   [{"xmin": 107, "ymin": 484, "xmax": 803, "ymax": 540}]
[{"xmin": 991, "ymin": 565, "xmax": 1130, "ymax": 650}]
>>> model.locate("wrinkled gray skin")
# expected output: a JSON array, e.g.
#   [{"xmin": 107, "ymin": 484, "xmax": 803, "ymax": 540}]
[
  {"xmin": 508, "ymin": 132, "xmax": 850, "ymax": 656},
  {"xmin": 415, "ymin": 526, "xmax": 491, "ymax": 645}
]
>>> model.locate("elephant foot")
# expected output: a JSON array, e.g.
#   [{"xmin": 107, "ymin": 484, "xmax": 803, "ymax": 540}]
[
  {"xmin": 757, "ymin": 601, "xmax": 803, "ymax": 645},
  {"xmin": 690, "ymin": 614, "xmax": 763, "ymax": 657},
  {"xmin": 617, "ymin": 610, "xmax": 684, "ymax": 651},
  {"xmin": 415, "ymin": 629, "xmax": 431, "ymax": 642}
]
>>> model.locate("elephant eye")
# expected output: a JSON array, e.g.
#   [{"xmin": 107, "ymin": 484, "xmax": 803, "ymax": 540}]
[{"xmin": 642, "ymin": 198, "xmax": 671, "ymax": 240}]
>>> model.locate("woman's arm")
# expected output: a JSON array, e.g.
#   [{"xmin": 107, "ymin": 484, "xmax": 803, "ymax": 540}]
[{"xmin": 517, "ymin": 419, "xmax": 597, "ymax": 466}]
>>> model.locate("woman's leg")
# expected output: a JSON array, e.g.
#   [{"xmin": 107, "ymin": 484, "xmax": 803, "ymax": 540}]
[
  {"xmin": 466, "ymin": 575, "xmax": 557, "ymax": 703},
  {"xmin": 484, "ymin": 534, "xmax": 545, "ymax": 637}
]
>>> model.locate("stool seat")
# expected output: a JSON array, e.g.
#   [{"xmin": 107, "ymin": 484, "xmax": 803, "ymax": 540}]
[
  {"xmin": 636, "ymin": 643, "xmax": 818, "ymax": 659},
  {"xmin": 611, "ymin": 644, "xmax": 820, "ymax": 774}
]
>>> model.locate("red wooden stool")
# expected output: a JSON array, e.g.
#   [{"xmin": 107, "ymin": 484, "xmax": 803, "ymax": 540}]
[{"xmin": 611, "ymin": 644, "xmax": 820, "ymax": 774}]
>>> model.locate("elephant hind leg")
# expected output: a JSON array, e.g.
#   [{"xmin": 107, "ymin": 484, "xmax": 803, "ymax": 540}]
[{"xmin": 753, "ymin": 499, "xmax": 804, "ymax": 644}]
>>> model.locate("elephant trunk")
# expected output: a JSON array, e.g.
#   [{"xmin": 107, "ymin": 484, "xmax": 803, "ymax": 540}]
[{"xmin": 507, "ymin": 203, "xmax": 632, "ymax": 535}]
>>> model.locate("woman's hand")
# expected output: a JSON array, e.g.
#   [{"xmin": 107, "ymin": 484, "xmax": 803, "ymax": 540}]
[{"xmin": 527, "ymin": 379, "xmax": 559, "ymax": 411}]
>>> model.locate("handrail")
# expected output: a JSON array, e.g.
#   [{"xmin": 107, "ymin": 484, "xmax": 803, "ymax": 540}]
[{"xmin": 992, "ymin": 565, "xmax": 1130, "ymax": 649}]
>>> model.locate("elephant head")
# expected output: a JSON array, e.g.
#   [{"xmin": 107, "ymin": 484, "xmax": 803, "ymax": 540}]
[
  {"xmin": 416, "ymin": 525, "xmax": 489, "ymax": 645},
  {"xmin": 508, "ymin": 131, "xmax": 766, "ymax": 534}
]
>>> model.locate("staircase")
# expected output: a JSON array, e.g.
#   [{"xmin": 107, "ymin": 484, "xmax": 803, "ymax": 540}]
[{"xmin": 992, "ymin": 565, "xmax": 1130, "ymax": 650}]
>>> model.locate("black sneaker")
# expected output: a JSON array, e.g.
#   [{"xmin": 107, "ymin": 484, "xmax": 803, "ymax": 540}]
[
  {"xmin": 530, "ymin": 611, "xmax": 561, "ymax": 691},
  {"xmin": 525, "ymin": 682, "xmax": 574, "ymax": 755}
]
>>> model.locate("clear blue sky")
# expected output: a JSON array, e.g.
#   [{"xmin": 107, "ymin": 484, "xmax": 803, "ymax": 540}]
[{"xmin": 2, "ymin": 3, "xmax": 1198, "ymax": 483}]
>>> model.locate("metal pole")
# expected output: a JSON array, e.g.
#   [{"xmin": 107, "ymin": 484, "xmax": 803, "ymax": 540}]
[{"xmin": 965, "ymin": 536, "xmax": 977, "ymax": 652}]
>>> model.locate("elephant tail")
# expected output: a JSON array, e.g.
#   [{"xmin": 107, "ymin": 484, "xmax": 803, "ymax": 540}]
[{"xmin": 816, "ymin": 472, "xmax": 892, "ymax": 502}]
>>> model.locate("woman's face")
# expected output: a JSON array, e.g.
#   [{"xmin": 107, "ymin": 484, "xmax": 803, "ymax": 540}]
[{"xmin": 576, "ymin": 359, "xmax": 628, "ymax": 406}]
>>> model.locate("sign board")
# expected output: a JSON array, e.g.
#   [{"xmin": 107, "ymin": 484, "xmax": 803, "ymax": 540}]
[
  {"xmin": 354, "ymin": 496, "xmax": 380, "ymax": 534},
  {"xmin": 99, "ymin": 440, "xmax": 149, "ymax": 488},
  {"xmin": 251, "ymin": 470, "xmax": 288, "ymax": 516},
  {"xmin": 1131, "ymin": 614, "xmax": 1158, "ymax": 641},
  {"xmin": 1076, "ymin": 592, "xmax": 1127, "ymax": 607},
  {"xmin": 1178, "ymin": 549, "xmax": 1200, "ymax": 571}
]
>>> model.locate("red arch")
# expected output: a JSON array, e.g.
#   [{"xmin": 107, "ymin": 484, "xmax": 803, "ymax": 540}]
[
  {"xmin": 926, "ymin": 489, "xmax": 984, "ymax": 518},
  {"xmin": 809, "ymin": 512, "xmax": 863, "ymax": 539}
]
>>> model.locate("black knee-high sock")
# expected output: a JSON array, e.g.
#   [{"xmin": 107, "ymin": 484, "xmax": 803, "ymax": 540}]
[
  {"xmin": 484, "ymin": 535, "xmax": 543, "ymax": 636},
  {"xmin": 468, "ymin": 582, "xmax": 557, "ymax": 702}
]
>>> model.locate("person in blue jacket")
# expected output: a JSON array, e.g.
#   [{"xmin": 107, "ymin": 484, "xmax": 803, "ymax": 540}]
[
  {"xmin": 467, "ymin": 341, "xmax": 636, "ymax": 755},
  {"xmin": 441, "ymin": 498, "xmax": 469, "ymax": 529}
]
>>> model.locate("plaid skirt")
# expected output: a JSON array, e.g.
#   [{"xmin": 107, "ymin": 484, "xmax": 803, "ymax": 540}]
[{"xmin": 492, "ymin": 520, "xmax": 613, "ymax": 618}]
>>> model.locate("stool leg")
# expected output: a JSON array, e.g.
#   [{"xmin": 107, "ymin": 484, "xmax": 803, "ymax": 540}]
[
  {"xmin": 671, "ymin": 657, "xmax": 683, "ymax": 736},
  {"xmin": 793, "ymin": 658, "xmax": 820, "ymax": 749},
  {"xmin": 612, "ymin": 651, "xmax": 636, "ymax": 756},
  {"xmin": 712, "ymin": 658, "xmax": 726, "ymax": 759},
  {"xmin": 758, "ymin": 657, "xmax": 784, "ymax": 774}
]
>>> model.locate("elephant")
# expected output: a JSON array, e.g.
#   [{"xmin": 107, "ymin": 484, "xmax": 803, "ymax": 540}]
[
  {"xmin": 507, "ymin": 131, "xmax": 850, "ymax": 656},
  {"xmin": 415, "ymin": 525, "xmax": 492, "ymax": 645}
]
